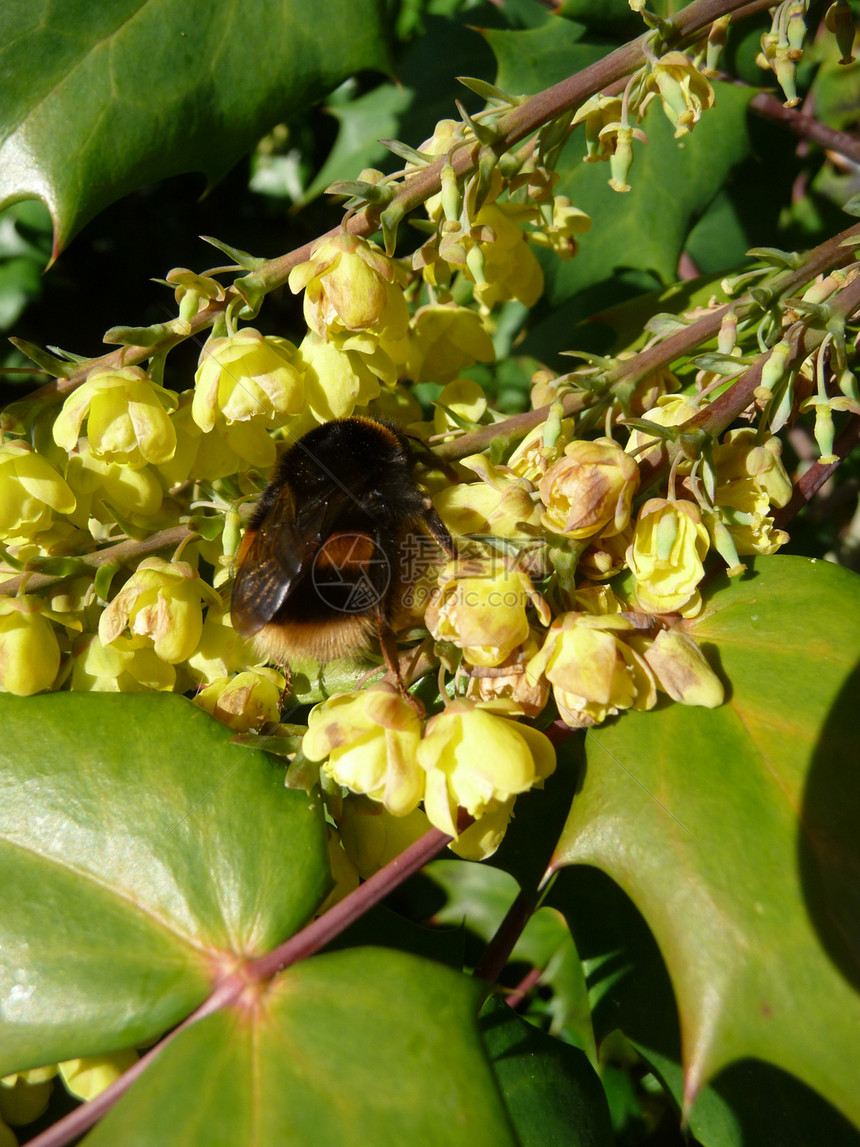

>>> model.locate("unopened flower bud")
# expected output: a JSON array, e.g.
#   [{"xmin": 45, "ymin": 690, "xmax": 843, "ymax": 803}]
[
  {"xmin": 0, "ymin": 595, "xmax": 61, "ymax": 695},
  {"xmin": 642, "ymin": 629, "xmax": 724, "ymax": 707}
]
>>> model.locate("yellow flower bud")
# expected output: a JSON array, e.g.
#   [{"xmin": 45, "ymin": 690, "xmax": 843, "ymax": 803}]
[
  {"xmin": 59, "ymin": 1051, "xmax": 138, "ymax": 1102},
  {"xmin": 0, "ymin": 596, "xmax": 60, "ymax": 695},
  {"xmin": 539, "ymin": 437, "xmax": 639, "ymax": 539},
  {"xmin": 426, "ymin": 561, "xmax": 551, "ymax": 668},
  {"xmin": 302, "ymin": 685, "xmax": 424, "ymax": 817},
  {"xmin": 417, "ymin": 701, "xmax": 555, "ymax": 838},
  {"xmin": 0, "ymin": 441, "xmax": 76, "ymax": 541},
  {"xmin": 627, "ymin": 498, "xmax": 710, "ymax": 616},
  {"xmin": 53, "ymin": 367, "xmax": 176, "ymax": 468},
  {"xmin": 99, "ymin": 557, "xmax": 220, "ymax": 664},
  {"xmin": 192, "ymin": 328, "xmax": 305, "ymax": 432},
  {"xmin": 289, "ymin": 234, "xmax": 409, "ymax": 342},
  {"xmin": 339, "ymin": 796, "xmax": 432, "ymax": 878},
  {"xmin": 641, "ymin": 629, "xmax": 724, "ymax": 707},
  {"xmin": 195, "ymin": 667, "xmax": 284, "ymax": 732}
]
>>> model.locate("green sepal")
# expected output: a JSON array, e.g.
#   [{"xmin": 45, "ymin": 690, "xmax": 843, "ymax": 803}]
[
  {"xmin": 378, "ymin": 138, "xmax": 435, "ymax": 166},
  {"xmin": 7, "ymin": 338, "xmax": 82, "ymax": 379},
  {"xmin": 456, "ymin": 75, "xmax": 519, "ymax": 106},
  {"xmin": 746, "ymin": 246, "xmax": 806, "ymax": 270},
  {"xmin": 93, "ymin": 562, "xmax": 120, "ymax": 602},
  {"xmin": 103, "ymin": 318, "xmax": 191, "ymax": 348},
  {"xmin": 199, "ymin": 235, "xmax": 266, "ymax": 271}
]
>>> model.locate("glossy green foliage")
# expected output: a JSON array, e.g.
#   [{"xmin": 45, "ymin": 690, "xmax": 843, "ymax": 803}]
[
  {"xmin": 0, "ymin": 0, "xmax": 390, "ymax": 254},
  {"xmin": 83, "ymin": 949, "xmax": 516, "ymax": 1147},
  {"xmin": 555, "ymin": 556, "xmax": 860, "ymax": 1129},
  {"xmin": 0, "ymin": 694, "xmax": 329, "ymax": 1075}
]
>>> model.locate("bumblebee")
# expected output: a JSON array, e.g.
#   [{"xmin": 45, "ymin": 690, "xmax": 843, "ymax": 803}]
[{"xmin": 230, "ymin": 416, "xmax": 455, "ymax": 684}]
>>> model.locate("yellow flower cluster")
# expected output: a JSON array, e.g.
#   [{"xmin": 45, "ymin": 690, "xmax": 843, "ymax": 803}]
[{"xmin": 0, "ymin": 95, "xmax": 798, "ymax": 871}]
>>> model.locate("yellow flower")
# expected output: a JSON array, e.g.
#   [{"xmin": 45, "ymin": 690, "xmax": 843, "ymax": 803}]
[
  {"xmin": 625, "ymin": 394, "xmax": 701, "ymax": 467},
  {"xmin": 527, "ymin": 197, "xmax": 591, "ymax": 261},
  {"xmin": 713, "ymin": 428, "xmax": 792, "ymax": 511},
  {"xmin": 416, "ymin": 701, "xmax": 556, "ymax": 839},
  {"xmin": 296, "ymin": 330, "xmax": 385, "ymax": 422},
  {"xmin": 338, "ymin": 797, "xmax": 432, "ymax": 878},
  {"xmin": 539, "ymin": 437, "xmax": 639, "ymax": 539},
  {"xmin": 469, "ymin": 202, "xmax": 545, "ymax": 311},
  {"xmin": 0, "ymin": 441, "xmax": 76, "ymax": 541},
  {"xmin": 99, "ymin": 557, "xmax": 220, "ymax": 664},
  {"xmin": 302, "ymin": 685, "xmax": 424, "ymax": 817},
  {"xmin": 425, "ymin": 561, "xmax": 551, "ymax": 668},
  {"xmin": 53, "ymin": 367, "xmax": 176, "ymax": 468},
  {"xmin": 192, "ymin": 328, "xmax": 305, "ymax": 431},
  {"xmin": 432, "ymin": 378, "xmax": 488, "ymax": 436},
  {"xmin": 627, "ymin": 498, "xmax": 710, "ymax": 616},
  {"xmin": 466, "ymin": 632, "xmax": 550, "ymax": 718},
  {"xmin": 527, "ymin": 612, "xmax": 656, "ymax": 729},
  {"xmin": 406, "ymin": 303, "xmax": 495, "ymax": 384},
  {"xmin": 572, "ymin": 95, "xmax": 625, "ymax": 162},
  {"xmin": 195, "ymin": 667, "xmax": 285, "ymax": 732},
  {"xmin": 66, "ymin": 444, "xmax": 162, "ymax": 533},
  {"xmin": 432, "ymin": 456, "xmax": 541, "ymax": 541},
  {"xmin": 70, "ymin": 632, "xmax": 176, "ymax": 692},
  {"xmin": 185, "ymin": 609, "xmax": 257, "ymax": 686},
  {"xmin": 0, "ymin": 595, "xmax": 60, "ymax": 695},
  {"xmin": 644, "ymin": 51, "xmax": 715, "ymax": 137},
  {"xmin": 289, "ymin": 234, "xmax": 409, "ymax": 343}
]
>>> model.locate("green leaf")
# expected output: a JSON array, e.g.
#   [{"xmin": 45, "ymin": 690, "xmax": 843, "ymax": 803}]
[
  {"xmin": 83, "ymin": 948, "xmax": 517, "ymax": 1146},
  {"xmin": 480, "ymin": 995, "xmax": 613, "ymax": 1147},
  {"xmin": 553, "ymin": 555, "xmax": 860, "ymax": 1130},
  {"xmin": 427, "ymin": 857, "xmax": 596, "ymax": 1058},
  {"xmin": 0, "ymin": 693, "xmax": 328, "ymax": 1076},
  {"xmin": 484, "ymin": 16, "xmax": 611, "ymax": 98},
  {"xmin": 300, "ymin": 15, "xmax": 495, "ymax": 207},
  {"xmin": 0, "ymin": 0, "xmax": 391, "ymax": 255}
]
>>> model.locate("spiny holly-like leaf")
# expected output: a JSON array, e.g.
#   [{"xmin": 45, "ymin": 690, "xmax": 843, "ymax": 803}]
[
  {"xmin": 553, "ymin": 555, "xmax": 860, "ymax": 1130},
  {"xmin": 0, "ymin": 693, "xmax": 329, "ymax": 1077},
  {"xmin": 82, "ymin": 948, "xmax": 517, "ymax": 1147},
  {"xmin": 0, "ymin": 0, "xmax": 391, "ymax": 257}
]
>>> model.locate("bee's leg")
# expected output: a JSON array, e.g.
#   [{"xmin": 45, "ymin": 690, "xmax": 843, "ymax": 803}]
[
  {"xmin": 278, "ymin": 663, "xmax": 293, "ymax": 709},
  {"xmin": 376, "ymin": 611, "xmax": 424, "ymax": 716}
]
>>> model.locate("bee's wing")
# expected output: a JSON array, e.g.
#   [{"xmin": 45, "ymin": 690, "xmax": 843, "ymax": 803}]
[{"xmin": 230, "ymin": 483, "xmax": 353, "ymax": 637}]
